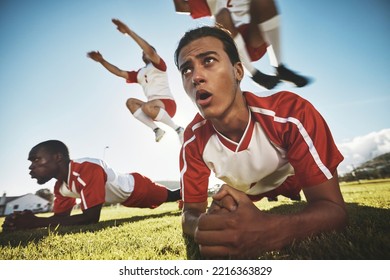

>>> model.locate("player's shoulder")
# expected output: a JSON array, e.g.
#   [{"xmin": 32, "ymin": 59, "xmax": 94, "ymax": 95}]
[
  {"xmin": 245, "ymin": 90, "xmax": 312, "ymax": 111},
  {"xmin": 71, "ymin": 158, "xmax": 105, "ymax": 173},
  {"xmin": 183, "ymin": 113, "xmax": 214, "ymax": 144},
  {"xmin": 245, "ymin": 90, "xmax": 304, "ymax": 102}
]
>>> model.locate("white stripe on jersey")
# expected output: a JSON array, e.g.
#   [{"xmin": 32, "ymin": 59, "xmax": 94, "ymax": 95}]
[
  {"xmin": 249, "ymin": 106, "xmax": 333, "ymax": 179},
  {"xmin": 180, "ymin": 119, "xmax": 208, "ymax": 201},
  {"xmin": 80, "ymin": 190, "xmax": 88, "ymax": 210}
]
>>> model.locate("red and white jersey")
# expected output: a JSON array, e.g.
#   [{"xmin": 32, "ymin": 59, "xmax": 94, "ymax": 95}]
[
  {"xmin": 180, "ymin": 91, "xmax": 344, "ymax": 203},
  {"xmin": 126, "ymin": 58, "xmax": 174, "ymax": 101},
  {"xmin": 187, "ymin": 0, "xmax": 251, "ymax": 27},
  {"xmin": 53, "ymin": 158, "xmax": 135, "ymax": 214}
]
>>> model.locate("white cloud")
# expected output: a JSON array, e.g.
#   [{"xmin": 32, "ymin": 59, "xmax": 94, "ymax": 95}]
[{"xmin": 337, "ymin": 128, "xmax": 390, "ymax": 174}]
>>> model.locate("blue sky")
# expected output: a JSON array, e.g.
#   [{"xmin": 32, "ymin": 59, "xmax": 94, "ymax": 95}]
[{"xmin": 0, "ymin": 0, "xmax": 389, "ymax": 196}]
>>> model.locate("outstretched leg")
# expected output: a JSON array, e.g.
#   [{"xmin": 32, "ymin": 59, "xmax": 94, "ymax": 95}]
[
  {"xmin": 143, "ymin": 99, "xmax": 184, "ymax": 144},
  {"xmin": 122, "ymin": 173, "xmax": 181, "ymax": 209},
  {"xmin": 215, "ymin": 8, "xmax": 279, "ymax": 89},
  {"xmin": 126, "ymin": 98, "xmax": 164, "ymax": 141},
  {"xmin": 251, "ymin": 0, "xmax": 310, "ymax": 87}
]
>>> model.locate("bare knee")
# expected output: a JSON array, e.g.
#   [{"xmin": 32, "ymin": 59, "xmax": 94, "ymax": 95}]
[
  {"xmin": 126, "ymin": 98, "xmax": 142, "ymax": 114},
  {"xmin": 142, "ymin": 102, "xmax": 159, "ymax": 119}
]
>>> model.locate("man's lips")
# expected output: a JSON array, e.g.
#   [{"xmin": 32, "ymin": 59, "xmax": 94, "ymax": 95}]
[{"xmin": 196, "ymin": 90, "xmax": 212, "ymax": 106}]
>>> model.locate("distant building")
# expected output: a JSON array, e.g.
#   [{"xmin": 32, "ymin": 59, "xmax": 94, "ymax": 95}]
[{"xmin": 0, "ymin": 193, "xmax": 52, "ymax": 216}]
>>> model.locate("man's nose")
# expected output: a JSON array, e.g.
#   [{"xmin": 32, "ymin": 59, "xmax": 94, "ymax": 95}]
[{"xmin": 192, "ymin": 68, "xmax": 206, "ymax": 87}]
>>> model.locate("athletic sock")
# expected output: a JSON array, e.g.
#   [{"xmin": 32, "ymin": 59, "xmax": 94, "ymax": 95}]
[
  {"xmin": 133, "ymin": 108, "xmax": 158, "ymax": 130},
  {"xmin": 233, "ymin": 33, "xmax": 257, "ymax": 75},
  {"xmin": 166, "ymin": 189, "xmax": 181, "ymax": 202},
  {"xmin": 234, "ymin": 33, "xmax": 279, "ymax": 89},
  {"xmin": 154, "ymin": 108, "xmax": 180, "ymax": 130},
  {"xmin": 259, "ymin": 15, "xmax": 281, "ymax": 67}
]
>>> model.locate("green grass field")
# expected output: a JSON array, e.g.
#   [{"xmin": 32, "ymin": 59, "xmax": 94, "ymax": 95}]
[{"xmin": 0, "ymin": 180, "xmax": 389, "ymax": 260}]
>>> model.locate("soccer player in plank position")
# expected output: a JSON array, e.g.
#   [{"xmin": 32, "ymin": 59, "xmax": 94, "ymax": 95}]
[
  {"xmin": 173, "ymin": 0, "xmax": 310, "ymax": 89},
  {"xmin": 88, "ymin": 19, "xmax": 184, "ymax": 143},
  {"xmin": 1, "ymin": 140, "xmax": 181, "ymax": 231},
  {"xmin": 174, "ymin": 26, "xmax": 347, "ymax": 258}
]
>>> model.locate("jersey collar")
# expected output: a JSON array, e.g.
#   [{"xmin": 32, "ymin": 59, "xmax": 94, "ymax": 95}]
[{"xmin": 213, "ymin": 108, "xmax": 255, "ymax": 152}]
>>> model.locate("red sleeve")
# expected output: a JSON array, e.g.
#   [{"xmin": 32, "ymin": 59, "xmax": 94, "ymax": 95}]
[
  {"xmin": 53, "ymin": 181, "xmax": 76, "ymax": 214},
  {"xmin": 126, "ymin": 71, "xmax": 139, "ymax": 83},
  {"xmin": 285, "ymin": 99, "xmax": 344, "ymax": 187},
  {"xmin": 188, "ymin": 0, "xmax": 212, "ymax": 18},
  {"xmin": 76, "ymin": 163, "xmax": 107, "ymax": 210},
  {"xmin": 247, "ymin": 91, "xmax": 344, "ymax": 188},
  {"xmin": 180, "ymin": 116, "xmax": 212, "ymax": 203},
  {"xmin": 152, "ymin": 58, "xmax": 167, "ymax": 71}
]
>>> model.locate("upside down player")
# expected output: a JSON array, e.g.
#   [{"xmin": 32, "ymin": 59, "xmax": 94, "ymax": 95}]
[
  {"xmin": 173, "ymin": 0, "xmax": 310, "ymax": 89},
  {"xmin": 1, "ymin": 140, "xmax": 181, "ymax": 231},
  {"xmin": 88, "ymin": 19, "xmax": 184, "ymax": 143},
  {"xmin": 174, "ymin": 26, "xmax": 347, "ymax": 258}
]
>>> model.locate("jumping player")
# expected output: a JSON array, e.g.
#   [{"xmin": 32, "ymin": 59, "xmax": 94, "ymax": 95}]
[
  {"xmin": 174, "ymin": 26, "xmax": 347, "ymax": 258},
  {"xmin": 1, "ymin": 140, "xmax": 181, "ymax": 231},
  {"xmin": 173, "ymin": 0, "xmax": 310, "ymax": 89},
  {"xmin": 88, "ymin": 19, "xmax": 184, "ymax": 143}
]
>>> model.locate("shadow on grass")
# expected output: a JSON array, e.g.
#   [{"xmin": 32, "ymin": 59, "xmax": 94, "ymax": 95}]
[
  {"xmin": 0, "ymin": 210, "xmax": 181, "ymax": 247},
  {"xmin": 183, "ymin": 202, "xmax": 390, "ymax": 260}
]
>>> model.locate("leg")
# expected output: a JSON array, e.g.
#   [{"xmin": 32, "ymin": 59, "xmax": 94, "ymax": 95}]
[
  {"xmin": 144, "ymin": 99, "xmax": 184, "ymax": 144},
  {"xmin": 141, "ymin": 99, "xmax": 164, "ymax": 120},
  {"xmin": 215, "ymin": 8, "xmax": 279, "ymax": 89},
  {"xmin": 122, "ymin": 173, "xmax": 180, "ymax": 209},
  {"xmin": 251, "ymin": 0, "xmax": 310, "ymax": 87},
  {"xmin": 126, "ymin": 98, "xmax": 163, "ymax": 141},
  {"xmin": 126, "ymin": 97, "xmax": 144, "ymax": 114}
]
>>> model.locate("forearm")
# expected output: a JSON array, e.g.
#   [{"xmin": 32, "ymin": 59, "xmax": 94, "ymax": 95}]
[
  {"xmin": 12, "ymin": 205, "xmax": 102, "ymax": 230},
  {"xmin": 99, "ymin": 59, "xmax": 127, "ymax": 79},
  {"xmin": 35, "ymin": 212, "xmax": 100, "ymax": 228},
  {"xmin": 182, "ymin": 210, "xmax": 201, "ymax": 237},
  {"xmin": 18, "ymin": 212, "xmax": 97, "ymax": 230},
  {"xmin": 263, "ymin": 200, "xmax": 348, "ymax": 250},
  {"xmin": 182, "ymin": 200, "xmax": 208, "ymax": 236},
  {"xmin": 125, "ymin": 29, "xmax": 155, "ymax": 57}
]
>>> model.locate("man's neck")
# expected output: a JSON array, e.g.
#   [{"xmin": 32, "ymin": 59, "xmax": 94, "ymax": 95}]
[
  {"xmin": 57, "ymin": 160, "xmax": 71, "ymax": 184},
  {"xmin": 212, "ymin": 94, "xmax": 249, "ymax": 143}
]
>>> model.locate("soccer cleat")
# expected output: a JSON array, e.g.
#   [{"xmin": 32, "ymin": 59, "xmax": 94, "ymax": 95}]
[
  {"xmin": 276, "ymin": 64, "xmax": 310, "ymax": 88},
  {"xmin": 154, "ymin": 128, "xmax": 166, "ymax": 142},
  {"xmin": 251, "ymin": 70, "xmax": 280, "ymax": 89},
  {"xmin": 176, "ymin": 126, "xmax": 184, "ymax": 144}
]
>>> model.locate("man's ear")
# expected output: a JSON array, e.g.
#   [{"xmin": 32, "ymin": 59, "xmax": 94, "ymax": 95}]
[{"xmin": 234, "ymin": 62, "xmax": 244, "ymax": 82}]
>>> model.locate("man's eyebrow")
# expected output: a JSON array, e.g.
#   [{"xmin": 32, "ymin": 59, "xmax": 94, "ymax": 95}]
[
  {"xmin": 179, "ymin": 50, "xmax": 219, "ymax": 71},
  {"xmin": 195, "ymin": 50, "xmax": 218, "ymax": 59}
]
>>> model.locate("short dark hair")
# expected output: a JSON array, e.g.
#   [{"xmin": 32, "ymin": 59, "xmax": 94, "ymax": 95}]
[
  {"xmin": 32, "ymin": 140, "xmax": 70, "ymax": 160},
  {"xmin": 174, "ymin": 26, "xmax": 240, "ymax": 68}
]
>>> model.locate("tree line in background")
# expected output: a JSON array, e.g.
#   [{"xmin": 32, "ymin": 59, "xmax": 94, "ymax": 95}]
[{"xmin": 339, "ymin": 153, "xmax": 390, "ymax": 182}]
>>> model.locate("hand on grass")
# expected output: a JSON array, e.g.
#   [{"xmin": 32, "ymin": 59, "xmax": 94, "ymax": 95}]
[
  {"xmin": 2, "ymin": 210, "xmax": 37, "ymax": 232},
  {"xmin": 196, "ymin": 185, "xmax": 279, "ymax": 258}
]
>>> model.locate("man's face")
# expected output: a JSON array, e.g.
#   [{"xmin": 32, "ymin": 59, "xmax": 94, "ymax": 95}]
[
  {"xmin": 177, "ymin": 36, "xmax": 243, "ymax": 120},
  {"xmin": 28, "ymin": 147, "xmax": 59, "ymax": 185}
]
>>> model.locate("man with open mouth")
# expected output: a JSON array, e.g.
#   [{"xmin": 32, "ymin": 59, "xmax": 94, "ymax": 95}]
[{"xmin": 174, "ymin": 26, "xmax": 347, "ymax": 259}]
